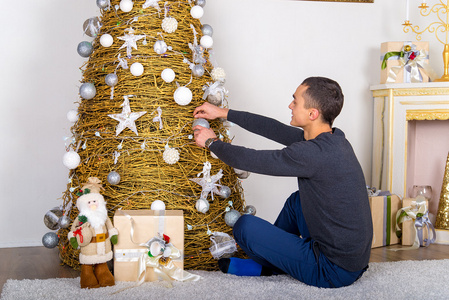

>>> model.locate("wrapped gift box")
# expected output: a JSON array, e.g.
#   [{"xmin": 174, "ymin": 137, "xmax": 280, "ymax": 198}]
[
  {"xmin": 380, "ymin": 41, "xmax": 430, "ymax": 84},
  {"xmin": 369, "ymin": 194, "xmax": 401, "ymax": 248},
  {"xmin": 401, "ymin": 198, "xmax": 430, "ymax": 246},
  {"xmin": 113, "ymin": 210, "xmax": 184, "ymax": 282}
]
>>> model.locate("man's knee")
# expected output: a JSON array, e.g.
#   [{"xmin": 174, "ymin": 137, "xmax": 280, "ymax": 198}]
[{"xmin": 232, "ymin": 214, "xmax": 254, "ymax": 243}]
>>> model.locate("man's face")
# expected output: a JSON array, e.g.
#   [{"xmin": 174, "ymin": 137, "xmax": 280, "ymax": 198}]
[{"xmin": 288, "ymin": 85, "xmax": 313, "ymax": 128}]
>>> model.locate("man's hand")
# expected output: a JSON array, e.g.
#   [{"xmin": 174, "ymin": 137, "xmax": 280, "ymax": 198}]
[
  {"xmin": 193, "ymin": 102, "xmax": 229, "ymax": 120},
  {"xmin": 193, "ymin": 125, "xmax": 217, "ymax": 148}
]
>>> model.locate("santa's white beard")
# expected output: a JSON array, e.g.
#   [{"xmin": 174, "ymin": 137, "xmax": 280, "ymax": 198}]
[{"xmin": 80, "ymin": 205, "xmax": 108, "ymax": 229}]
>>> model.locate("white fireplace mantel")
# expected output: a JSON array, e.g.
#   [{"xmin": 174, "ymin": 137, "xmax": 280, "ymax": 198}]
[{"xmin": 370, "ymin": 83, "xmax": 449, "ymax": 206}]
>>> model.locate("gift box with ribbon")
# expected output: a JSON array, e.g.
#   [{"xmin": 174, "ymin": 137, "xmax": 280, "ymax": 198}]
[
  {"xmin": 113, "ymin": 209, "xmax": 200, "ymax": 284},
  {"xmin": 369, "ymin": 194, "xmax": 402, "ymax": 248},
  {"xmin": 380, "ymin": 41, "xmax": 435, "ymax": 84},
  {"xmin": 397, "ymin": 198, "xmax": 436, "ymax": 249}
]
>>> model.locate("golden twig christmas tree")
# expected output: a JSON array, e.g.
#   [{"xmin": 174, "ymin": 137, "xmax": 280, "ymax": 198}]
[{"xmin": 57, "ymin": 0, "xmax": 246, "ymax": 271}]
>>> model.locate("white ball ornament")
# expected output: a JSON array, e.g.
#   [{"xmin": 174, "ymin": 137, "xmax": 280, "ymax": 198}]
[
  {"xmin": 163, "ymin": 147, "xmax": 180, "ymax": 164},
  {"xmin": 211, "ymin": 67, "xmax": 226, "ymax": 82},
  {"xmin": 130, "ymin": 62, "xmax": 144, "ymax": 76},
  {"xmin": 119, "ymin": 0, "xmax": 133, "ymax": 12},
  {"xmin": 151, "ymin": 200, "xmax": 166, "ymax": 210},
  {"xmin": 161, "ymin": 68, "xmax": 175, "ymax": 83},
  {"xmin": 200, "ymin": 35, "xmax": 213, "ymax": 49},
  {"xmin": 162, "ymin": 17, "xmax": 178, "ymax": 33},
  {"xmin": 154, "ymin": 40, "xmax": 168, "ymax": 55},
  {"xmin": 100, "ymin": 34, "xmax": 114, "ymax": 47},
  {"xmin": 63, "ymin": 150, "xmax": 81, "ymax": 170},
  {"xmin": 67, "ymin": 109, "xmax": 79, "ymax": 123},
  {"xmin": 174, "ymin": 86, "xmax": 192, "ymax": 106},
  {"xmin": 190, "ymin": 5, "xmax": 204, "ymax": 19},
  {"xmin": 195, "ymin": 198, "xmax": 210, "ymax": 214}
]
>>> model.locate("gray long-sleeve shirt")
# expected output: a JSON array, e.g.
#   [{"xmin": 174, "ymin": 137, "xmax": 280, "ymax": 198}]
[{"xmin": 210, "ymin": 110, "xmax": 373, "ymax": 272}]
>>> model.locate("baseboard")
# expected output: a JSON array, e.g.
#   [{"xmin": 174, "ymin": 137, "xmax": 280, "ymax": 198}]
[
  {"xmin": 0, "ymin": 240, "xmax": 44, "ymax": 248},
  {"xmin": 435, "ymin": 229, "xmax": 449, "ymax": 245}
]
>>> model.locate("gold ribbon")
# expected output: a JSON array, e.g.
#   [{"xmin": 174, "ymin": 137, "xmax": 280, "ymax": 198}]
[{"xmin": 386, "ymin": 49, "xmax": 437, "ymax": 83}]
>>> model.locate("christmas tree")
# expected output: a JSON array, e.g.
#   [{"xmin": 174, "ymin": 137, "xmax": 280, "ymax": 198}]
[{"xmin": 56, "ymin": 0, "xmax": 247, "ymax": 271}]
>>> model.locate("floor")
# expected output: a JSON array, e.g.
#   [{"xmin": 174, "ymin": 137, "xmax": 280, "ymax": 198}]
[{"xmin": 1, "ymin": 244, "xmax": 449, "ymax": 293}]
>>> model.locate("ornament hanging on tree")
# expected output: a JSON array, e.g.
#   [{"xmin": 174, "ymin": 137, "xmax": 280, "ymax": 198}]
[
  {"xmin": 209, "ymin": 231, "xmax": 238, "ymax": 260},
  {"xmin": 143, "ymin": 0, "xmax": 161, "ymax": 11},
  {"xmin": 42, "ymin": 232, "xmax": 59, "ymax": 248},
  {"xmin": 44, "ymin": 207, "xmax": 64, "ymax": 230},
  {"xmin": 107, "ymin": 171, "xmax": 121, "ymax": 185},
  {"xmin": 218, "ymin": 186, "xmax": 232, "ymax": 199},
  {"xmin": 201, "ymin": 24, "xmax": 213, "ymax": 37},
  {"xmin": 108, "ymin": 95, "xmax": 147, "ymax": 136},
  {"xmin": 63, "ymin": 150, "xmax": 81, "ymax": 169},
  {"xmin": 100, "ymin": 34, "xmax": 114, "ymax": 47},
  {"xmin": 161, "ymin": 68, "xmax": 175, "ymax": 83},
  {"xmin": 224, "ymin": 209, "xmax": 241, "ymax": 227},
  {"xmin": 130, "ymin": 62, "xmax": 144, "ymax": 76},
  {"xmin": 119, "ymin": 0, "xmax": 133, "ymax": 12},
  {"xmin": 105, "ymin": 73, "xmax": 118, "ymax": 86},
  {"xmin": 79, "ymin": 82, "xmax": 96, "ymax": 100},
  {"xmin": 200, "ymin": 35, "xmax": 213, "ymax": 49},
  {"xmin": 190, "ymin": 5, "xmax": 204, "ymax": 19},
  {"xmin": 162, "ymin": 17, "xmax": 178, "ymax": 33},
  {"xmin": 77, "ymin": 41, "xmax": 93, "ymax": 57},
  {"xmin": 196, "ymin": 0, "xmax": 207, "ymax": 7},
  {"xmin": 174, "ymin": 86, "xmax": 192, "ymax": 106},
  {"xmin": 243, "ymin": 205, "xmax": 257, "ymax": 216},
  {"xmin": 83, "ymin": 17, "xmax": 102, "ymax": 37},
  {"xmin": 97, "ymin": 0, "xmax": 110, "ymax": 9},
  {"xmin": 192, "ymin": 64, "xmax": 205, "ymax": 77},
  {"xmin": 203, "ymin": 81, "xmax": 228, "ymax": 106},
  {"xmin": 195, "ymin": 198, "xmax": 210, "ymax": 214},
  {"xmin": 190, "ymin": 161, "xmax": 223, "ymax": 200},
  {"xmin": 163, "ymin": 146, "xmax": 180, "ymax": 165},
  {"xmin": 118, "ymin": 28, "xmax": 146, "ymax": 57},
  {"xmin": 154, "ymin": 40, "xmax": 168, "ymax": 55},
  {"xmin": 67, "ymin": 109, "xmax": 79, "ymax": 123},
  {"xmin": 234, "ymin": 168, "xmax": 250, "ymax": 179},
  {"xmin": 211, "ymin": 67, "xmax": 226, "ymax": 82}
]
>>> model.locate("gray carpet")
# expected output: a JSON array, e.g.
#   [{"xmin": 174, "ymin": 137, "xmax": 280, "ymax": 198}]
[{"xmin": 2, "ymin": 260, "xmax": 449, "ymax": 300}]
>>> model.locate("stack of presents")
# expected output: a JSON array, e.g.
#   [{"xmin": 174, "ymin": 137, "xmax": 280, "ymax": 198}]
[{"xmin": 369, "ymin": 189, "xmax": 436, "ymax": 249}]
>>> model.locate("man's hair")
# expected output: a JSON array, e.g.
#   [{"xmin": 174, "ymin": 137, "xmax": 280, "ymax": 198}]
[{"xmin": 300, "ymin": 77, "xmax": 344, "ymax": 126}]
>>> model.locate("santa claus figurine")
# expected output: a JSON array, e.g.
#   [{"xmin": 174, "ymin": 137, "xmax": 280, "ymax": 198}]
[{"xmin": 68, "ymin": 177, "xmax": 118, "ymax": 289}]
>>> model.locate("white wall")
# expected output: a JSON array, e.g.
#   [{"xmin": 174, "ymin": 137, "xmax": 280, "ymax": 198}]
[{"xmin": 0, "ymin": 0, "xmax": 442, "ymax": 247}]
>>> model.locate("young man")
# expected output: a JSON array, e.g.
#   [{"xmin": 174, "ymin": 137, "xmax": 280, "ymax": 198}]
[{"xmin": 193, "ymin": 77, "xmax": 372, "ymax": 288}]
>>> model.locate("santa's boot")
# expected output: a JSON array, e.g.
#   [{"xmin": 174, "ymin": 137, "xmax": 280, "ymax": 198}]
[
  {"xmin": 80, "ymin": 264, "xmax": 100, "ymax": 289},
  {"xmin": 94, "ymin": 262, "xmax": 115, "ymax": 287}
]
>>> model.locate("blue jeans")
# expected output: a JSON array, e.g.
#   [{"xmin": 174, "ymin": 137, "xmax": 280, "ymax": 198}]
[{"xmin": 233, "ymin": 191, "xmax": 367, "ymax": 288}]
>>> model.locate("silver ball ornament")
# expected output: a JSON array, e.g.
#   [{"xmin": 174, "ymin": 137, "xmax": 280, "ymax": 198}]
[
  {"xmin": 44, "ymin": 208, "xmax": 63, "ymax": 230},
  {"xmin": 154, "ymin": 40, "xmax": 168, "ymax": 55},
  {"xmin": 192, "ymin": 118, "xmax": 210, "ymax": 129},
  {"xmin": 192, "ymin": 64, "xmax": 205, "ymax": 77},
  {"xmin": 107, "ymin": 171, "xmax": 121, "ymax": 185},
  {"xmin": 207, "ymin": 92, "xmax": 223, "ymax": 106},
  {"xmin": 195, "ymin": 198, "xmax": 210, "ymax": 214},
  {"xmin": 58, "ymin": 215, "xmax": 71, "ymax": 229},
  {"xmin": 96, "ymin": 0, "xmax": 110, "ymax": 9},
  {"xmin": 224, "ymin": 209, "xmax": 241, "ymax": 227},
  {"xmin": 218, "ymin": 186, "xmax": 232, "ymax": 199},
  {"xmin": 234, "ymin": 168, "xmax": 250, "ymax": 179},
  {"xmin": 83, "ymin": 17, "xmax": 101, "ymax": 37},
  {"xmin": 77, "ymin": 41, "xmax": 93, "ymax": 57},
  {"xmin": 105, "ymin": 73, "xmax": 118, "ymax": 87},
  {"xmin": 196, "ymin": 0, "xmax": 206, "ymax": 7},
  {"xmin": 79, "ymin": 82, "xmax": 96, "ymax": 100},
  {"xmin": 42, "ymin": 232, "xmax": 59, "ymax": 249},
  {"xmin": 201, "ymin": 24, "xmax": 213, "ymax": 37},
  {"xmin": 243, "ymin": 205, "xmax": 257, "ymax": 216}
]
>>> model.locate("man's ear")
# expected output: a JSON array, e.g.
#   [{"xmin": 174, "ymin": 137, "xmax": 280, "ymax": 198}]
[{"xmin": 309, "ymin": 108, "xmax": 320, "ymax": 121}]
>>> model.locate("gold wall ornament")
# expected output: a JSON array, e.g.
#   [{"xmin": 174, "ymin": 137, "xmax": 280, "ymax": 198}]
[
  {"xmin": 435, "ymin": 152, "xmax": 449, "ymax": 229},
  {"xmin": 403, "ymin": 2, "xmax": 449, "ymax": 81},
  {"xmin": 405, "ymin": 109, "xmax": 449, "ymax": 121},
  {"xmin": 301, "ymin": 0, "xmax": 373, "ymax": 2},
  {"xmin": 372, "ymin": 87, "xmax": 449, "ymax": 98}
]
